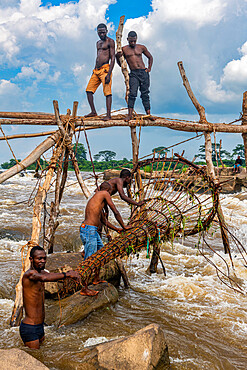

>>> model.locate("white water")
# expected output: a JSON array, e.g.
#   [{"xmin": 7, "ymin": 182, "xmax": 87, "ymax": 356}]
[{"xmin": 0, "ymin": 173, "xmax": 246, "ymax": 369}]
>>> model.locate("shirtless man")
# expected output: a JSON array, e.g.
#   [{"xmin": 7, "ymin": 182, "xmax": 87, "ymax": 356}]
[
  {"xmin": 85, "ymin": 23, "xmax": 115, "ymax": 121},
  {"xmin": 108, "ymin": 168, "xmax": 144, "ymax": 207},
  {"xmin": 20, "ymin": 245, "xmax": 80, "ymax": 349},
  {"xmin": 116, "ymin": 31, "xmax": 154, "ymax": 121},
  {"xmin": 80, "ymin": 181, "xmax": 127, "ymax": 296}
]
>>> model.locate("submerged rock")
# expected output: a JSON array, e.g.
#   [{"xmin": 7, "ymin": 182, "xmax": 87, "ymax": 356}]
[
  {"xmin": 44, "ymin": 252, "xmax": 121, "ymax": 298},
  {"xmin": 45, "ymin": 282, "xmax": 118, "ymax": 326},
  {"xmin": 57, "ymin": 323, "xmax": 170, "ymax": 369},
  {"xmin": 0, "ymin": 348, "xmax": 48, "ymax": 369}
]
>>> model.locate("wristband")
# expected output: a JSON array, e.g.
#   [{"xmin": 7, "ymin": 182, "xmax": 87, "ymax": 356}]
[{"xmin": 62, "ymin": 272, "xmax": 67, "ymax": 279}]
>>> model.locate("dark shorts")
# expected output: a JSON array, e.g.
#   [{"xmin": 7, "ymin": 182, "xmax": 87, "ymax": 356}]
[
  {"xmin": 80, "ymin": 224, "xmax": 104, "ymax": 260},
  {"xmin": 19, "ymin": 321, "xmax": 44, "ymax": 343}
]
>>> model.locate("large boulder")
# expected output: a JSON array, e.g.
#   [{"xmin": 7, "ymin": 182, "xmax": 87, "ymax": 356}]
[
  {"xmin": 57, "ymin": 323, "xmax": 170, "ymax": 369},
  {"xmin": 45, "ymin": 282, "xmax": 118, "ymax": 326},
  {"xmin": 0, "ymin": 348, "xmax": 48, "ymax": 369},
  {"xmin": 45, "ymin": 252, "xmax": 121, "ymax": 298}
]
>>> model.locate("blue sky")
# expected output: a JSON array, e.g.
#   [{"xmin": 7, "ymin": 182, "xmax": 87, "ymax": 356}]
[{"xmin": 0, "ymin": 0, "xmax": 247, "ymax": 163}]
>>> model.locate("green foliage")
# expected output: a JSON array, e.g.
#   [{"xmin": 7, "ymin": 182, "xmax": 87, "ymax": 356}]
[
  {"xmin": 94, "ymin": 150, "xmax": 116, "ymax": 162},
  {"xmin": 1, "ymin": 158, "xmax": 21, "ymax": 169},
  {"xmin": 73, "ymin": 143, "xmax": 87, "ymax": 161},
  {"xmin": 232, "ymin": 144, "xmax": 245, "ymax": 159},
  {"xmin": 195, "ymin": 143, "xmax": 231, "ymax": 161},
  {"xmin": 152, "ymin": 146, "xmax": 170, "ymax": 158}
]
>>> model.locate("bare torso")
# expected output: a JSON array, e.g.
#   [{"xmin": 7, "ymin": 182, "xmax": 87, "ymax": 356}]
[
  {"xmin": 95, "ymin": 37, "xmax": 114, "ymax": 69},
  {"xmin": 107, "ymin": 178, "xmax": 124, "ymax": 196},
  {"xmin": 83, "ymin": 191, "xmax": 108, "ymax": 226},
  {"xmin": 22, "ymin": 272, "xmax": 45, "ymax": 325},
  {"xmin": 122, "ymin": 44, "xmax": 146, "ymax": 70}
]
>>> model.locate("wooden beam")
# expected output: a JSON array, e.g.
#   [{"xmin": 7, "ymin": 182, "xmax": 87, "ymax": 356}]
[
  {"xmin": 242, "ymin": 91, "xmax": 247, "ymax": 168},
  {"xmin": 0, "ymin": 130, "xmax": 61, "ymax": 184}
]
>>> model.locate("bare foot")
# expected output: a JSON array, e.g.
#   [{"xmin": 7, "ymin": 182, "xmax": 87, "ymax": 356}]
[
  {"xmin": 124, "ymin": 115, "xmax": 132, "ymax": 122},
  {"xmin": 92, "ymin": 280, "xmax": 107, "ymax": 285},
  {"xmin": 80, "ymin": 287, "xmax": 99, "ymax": 296},
  {"xmin": 147, "ymin": 115, "xmax": 156, "ymax": 121},
  {"xmin": 84, "ymin": 112, "xmax": 97, "ymax": 118},
  {"xmin": 102, "ymin": 116, "xmax": 111, "ymax": 121}
]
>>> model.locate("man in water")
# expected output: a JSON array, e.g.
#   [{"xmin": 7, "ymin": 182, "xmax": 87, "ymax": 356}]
[
  {"xmin": 116, "ymin": 31, "xmax": 154, "ymax": 121},
  {"xmin": 233, "ymin": 155, "xmax": 242, "ymax": 173},
  {"xmin": 85, "ymin": 23, "xmax": 115, "ymax": 121},
  {"xmin": 80, "ymin": 181, "xmax": 128, "ymax": 296},
  {"xmin": 20, "ymin": 245, "xmax": 80, "ymax": 349},
  {"xmin": 108, "ymin": 168, "xmax": 144, "ymax": 207}
]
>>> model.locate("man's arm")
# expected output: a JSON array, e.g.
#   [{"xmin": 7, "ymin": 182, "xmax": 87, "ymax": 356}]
[
  {"xmin": 116, "ymin": 181, "xmax": 144, "ymax": 206},
  {"xmin": 27, "ymin": 270, "xmax": 81, "ymax": 284},
  {"xmin": 116, "ymin": 47, "xmax": 124, "ymax": 67},
  {"xmin": 142, "ymin": 46, "xmax": 153, "ymax": 73},
  {"xmin": 104, "ymin": 192, "xmax": 126, "ymax": 228},
  {"xmin": 105, "ymin": 39, "xmax": 115, "ymax": 84}
]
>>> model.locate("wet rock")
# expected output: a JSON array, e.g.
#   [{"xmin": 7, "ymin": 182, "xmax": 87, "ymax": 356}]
[
  {"xmin": 45, "ymin": 282, "xmax": 118, "ymax": 326},
  {"xmin": 0, "ymin": 348, "xmax": 48, "ymax": 369},
  {"xmin": 58, "ymin": 323, "xmax": 170, "ymax": 369},
  {"xmin": 44, "ymin": 252, "xmax": 121, "ymax": 298}
]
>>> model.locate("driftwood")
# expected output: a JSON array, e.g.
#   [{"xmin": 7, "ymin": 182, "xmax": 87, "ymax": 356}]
[
  {"xmin": 116, "ymin": 15, "xmax": 129, "ymax": 102},
  {"xmin": 242, "ymin": 91, "xmax": 247, "ymax": 167},
  {"xmin": 177, "ymin": 61, "xmax": 230, "ymax": 256},
  {"xmin": 53, "ymin": 100, "xmax": 90, "ymax": 198},
  {"xmin": 10, "ymin": 142, "xmax": 63, "ymax": 326},
  {"xmin": 0, "ymin": 130, "xmax": 61, "ymax": 184}
]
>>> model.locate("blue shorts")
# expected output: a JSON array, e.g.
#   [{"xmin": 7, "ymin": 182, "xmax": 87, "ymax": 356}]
[
  {"xmin": 19, "ymin": 321, "xmax": 44, "ymax": 343},
  {"xmin": 80, "ymin": 224, "xmax": 104, "ymax": 260}
]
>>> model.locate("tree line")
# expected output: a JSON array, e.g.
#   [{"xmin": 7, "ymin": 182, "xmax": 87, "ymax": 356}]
[{"xmin": 1, "ymin": 143, "xmax": 245, "ymax": 171}]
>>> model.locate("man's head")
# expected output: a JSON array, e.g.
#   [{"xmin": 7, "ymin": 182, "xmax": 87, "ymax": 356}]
[
  {"xmin": 99, "ymin": 181, "xmax": 112, "ymax": 193},
  {"xmin": 97, "ymin": 23, "xmax": 107, "ymax": 41},
  {"xmin": 30, "ymin": 246, "xmax": 46, "ymax": 272},
  {"xmin": 120, "ymin": 169, "xmax": 132, "ymax": 186},
  {"xmin": 127, "ymin": 31, "xmax": 137, "ymax": 48}
]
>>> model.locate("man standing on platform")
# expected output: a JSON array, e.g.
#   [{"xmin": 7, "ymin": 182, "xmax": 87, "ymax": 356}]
[
  {"xmin": 116, "ymin": 31, "xmax": 154, "ymax": 121},
  {"xmin": 85, "ymin": 23, "xmax": 115, "ymax": 121}
]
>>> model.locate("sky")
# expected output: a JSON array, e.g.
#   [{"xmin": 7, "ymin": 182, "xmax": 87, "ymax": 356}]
[{"xmin": 0, "ymin": 0, "xmax": 247, "ymax": 163}]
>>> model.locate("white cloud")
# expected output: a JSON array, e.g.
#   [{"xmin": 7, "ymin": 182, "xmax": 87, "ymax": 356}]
[{"xmin": 151, "ymin": 0, "xmax": 226, "ymax": 27}]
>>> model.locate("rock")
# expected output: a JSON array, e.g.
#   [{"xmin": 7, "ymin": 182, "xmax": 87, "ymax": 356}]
[
  {"xmin": 0, "ymin": 348, "xmax": 48, "ymax": 369},
  {"xmin": 44, "ymin": 252, "xmax": 121, "ymax": 298},
  {"xmin": 58, "ymin": 323, "xmax": 170, "ymax": 369},
  {"xmin": 45, "ymin": 282, "xmax": 118, "ymax": 326}
]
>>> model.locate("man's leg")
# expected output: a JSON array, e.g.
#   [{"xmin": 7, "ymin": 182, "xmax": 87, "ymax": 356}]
[
  {"xmin": 80, "ymin": 226, "xmax": 99, "ymax": 296},
  {"xmin": 25, "ymin": 339, "xmax": 40, "ymax": 349},
  {"xmin": 140, "ymin": 71, "xmax": 155, "ymax": 121},
  {"xmin": 85, "ymin": 71, "xmax": 101, "ymax": 117},
  {"xmin": 103, "ymin": 94, "xmax": 112, "ymax": 121},
  {"xmin": 126, "ymin": 71, "xmax": 138, "ymax": 121},
  {"xmin": 92, "ymin": 232, "xmax": 106, "ymax": 285},
  {"xmin": 85, "ymin": 92, "xmax": 97, "ymax": 117}
]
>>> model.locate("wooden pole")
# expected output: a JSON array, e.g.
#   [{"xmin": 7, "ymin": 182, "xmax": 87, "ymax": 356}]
[
  {"xmin": 116, "ymin": 16, "xmax": 143, "ymax": 193},
  {"xmin": 10, "ymin": 142, "xmax": 63, "ymax": 326},
  {"xmin": 242, "ymin": 91, "xmax": 247, "ymax": 169},
  {"xmin": 53, "ymin": 100, "xmax": 90, "ymax": 198},
  {"xmin": 177, "ymin": 61, "xmax": 230, "ymax": 256},
  {"xmin": 0, "ymin": 130, "xmax": 61, "ymax": 184}
]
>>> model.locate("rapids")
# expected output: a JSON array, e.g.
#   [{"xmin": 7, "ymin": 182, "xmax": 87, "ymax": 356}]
[{"xmin": 0, "ymin": 173, "xmax": 246, "ymax": 369}]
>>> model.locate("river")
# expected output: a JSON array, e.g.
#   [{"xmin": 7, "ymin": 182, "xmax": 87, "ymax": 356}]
[{"xmin": 0, "ymin": 172, "xmax": 246, "ymax": 369}]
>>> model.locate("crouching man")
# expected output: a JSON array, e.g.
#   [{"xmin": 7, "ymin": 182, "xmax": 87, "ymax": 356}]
[{"xmin": 20, "ymin": 245, "xmax": 80, "ymax": 349}]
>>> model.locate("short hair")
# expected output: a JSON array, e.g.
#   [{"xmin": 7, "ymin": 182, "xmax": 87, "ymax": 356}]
[
  {"xmin": 30, "ymin": 245, "xmax": 45, "ymax": 258},
  {"xmin": 99, "ymin": 181, "xmax": 111, "ymax": 191},
  {"xmin": 120, "ymin": 169, "xmax": 131, "ymax": 178},
  {"xmin": 128, "ymin": 31, "xmax": 137, "ymax": 38},
  {"xmin": 97, "ymin": 23, "xmax": 107, "ymax": 30}
]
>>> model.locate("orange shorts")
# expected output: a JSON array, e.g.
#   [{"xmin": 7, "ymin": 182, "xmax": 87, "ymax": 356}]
[{"xmin": 86, "ymin": 64, "xmax": 112, "ymax": 96}]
